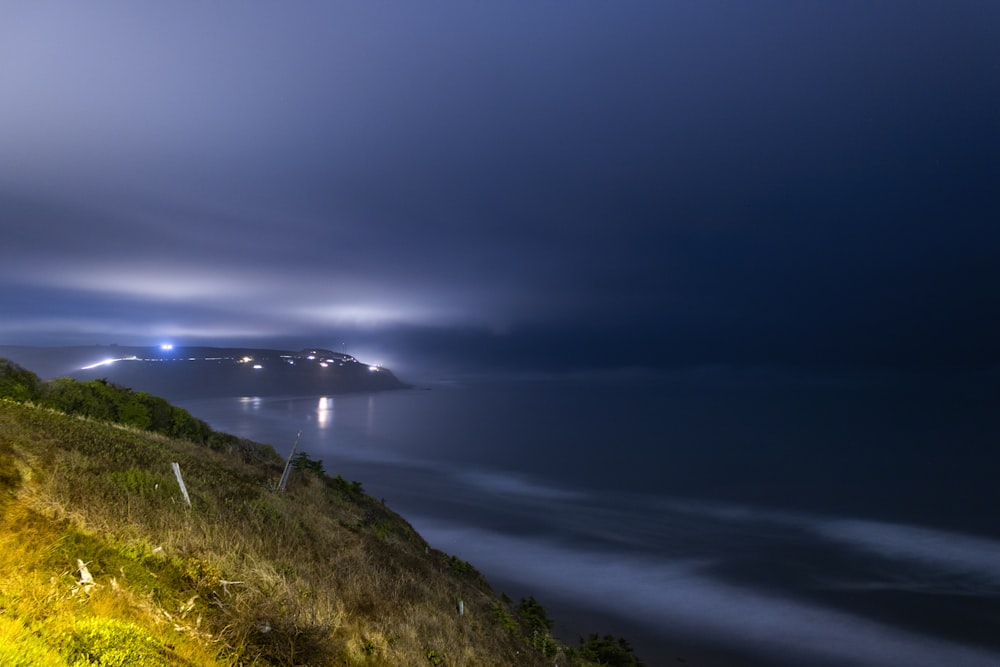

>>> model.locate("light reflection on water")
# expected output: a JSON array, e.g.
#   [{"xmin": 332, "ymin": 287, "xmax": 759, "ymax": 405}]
[
  {"xmin": 317, "ymin": 396, "xmax": 333, "ymax": 429},
  {"xmin": 238, "ymin": 396, "xmax": 262, "ymax": 411}
]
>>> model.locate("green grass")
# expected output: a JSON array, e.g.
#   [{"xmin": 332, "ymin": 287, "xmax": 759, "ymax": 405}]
[{"xmin": 0, "ymin": 359, "xmax": 646, "ymax": 666}]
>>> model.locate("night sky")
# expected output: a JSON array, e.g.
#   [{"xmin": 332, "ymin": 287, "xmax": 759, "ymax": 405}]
[{"xmin": 2, "ymin": 2, "xmax": 999, "ymax": 377}]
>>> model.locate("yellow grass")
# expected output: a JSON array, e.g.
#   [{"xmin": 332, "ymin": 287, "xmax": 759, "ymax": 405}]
[{"xmin": 0, "ymin": 398, "xmax": 563, "ymax": 666}]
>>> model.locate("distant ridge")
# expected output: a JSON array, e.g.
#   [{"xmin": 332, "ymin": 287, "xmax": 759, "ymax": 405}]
[{"xmin": 0, "ymin": 345, "xmax": 407, "ymax": 401}]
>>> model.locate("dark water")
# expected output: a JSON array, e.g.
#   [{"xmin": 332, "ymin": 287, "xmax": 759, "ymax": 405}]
[{"xmin": 177, "ymin": 369, "xmax": 1000, "ymax": 667}]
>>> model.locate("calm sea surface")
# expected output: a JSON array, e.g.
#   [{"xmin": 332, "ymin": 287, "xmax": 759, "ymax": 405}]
[{"xmin": 177, "ymin": 371, "xmax": 1000, "ymax": 667}]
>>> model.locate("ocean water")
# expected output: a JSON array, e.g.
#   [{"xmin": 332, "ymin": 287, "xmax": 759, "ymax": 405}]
[{"xmin": 176, "ymin": 370, "xmax": 1000, "ymax": 667}]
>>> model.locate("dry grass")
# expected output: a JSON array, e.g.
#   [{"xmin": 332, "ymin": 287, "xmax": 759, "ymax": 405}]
[{"xmin": 0, "ymin": 398, "xmax": 565, "ymax": 666}]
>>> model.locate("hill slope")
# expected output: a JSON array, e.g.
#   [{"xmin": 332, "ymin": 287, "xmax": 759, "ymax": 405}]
[{"xmin": 0, "ymin": 360, "xmax": 645, "ymax": 666}]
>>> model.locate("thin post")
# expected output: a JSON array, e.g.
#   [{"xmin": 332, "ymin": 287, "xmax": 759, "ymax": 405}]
[
  {"xmin": 171, "ymin": 462, "xmax": 191, "ymax": 507},
  {"xmin": 277, "ymin": 431, "xmax": 301, "ymax": 492}
]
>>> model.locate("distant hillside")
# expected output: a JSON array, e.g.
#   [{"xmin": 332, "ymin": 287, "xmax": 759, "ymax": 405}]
[
  {"xmin": 0, "ymin": 359, "xmax": 646, "ymax": 666},
  {"xmin": 0, "ymin": 346, "xmax": 407, "ymax": 401}
]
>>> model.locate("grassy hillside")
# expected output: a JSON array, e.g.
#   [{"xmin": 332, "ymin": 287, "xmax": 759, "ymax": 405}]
[{"xmin": 0, "ymin": 360, "xmax": 645, "ymax": 666}]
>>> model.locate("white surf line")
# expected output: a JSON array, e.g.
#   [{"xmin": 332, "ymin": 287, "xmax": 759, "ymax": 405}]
[
  {"xmin": 415, "ymin": 521, "xmax": 1000, "ymax": 667},
  {"xmin": 818, "ymin": 519, "xmax": 1000, "ymax": 584},
  {"xmin": 657, "ymin": 497, "xmax": 1000, "ymax": 586}
]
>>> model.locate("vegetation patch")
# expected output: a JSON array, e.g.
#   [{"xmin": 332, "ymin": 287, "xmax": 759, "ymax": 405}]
[
  {"xmin": 0, "ymin": 616, "xmax": 67, "ymax": 667},
  {"xmin": 0, "ymin": 359, "xmax": 648, "ymax": 666},
  {"xmin": 569, "ymin": 633, "xmax": 647, "ymax": 667},
  {"xmin": 64, "ymin": 617, "xmax": 166, "ymax": 667}
]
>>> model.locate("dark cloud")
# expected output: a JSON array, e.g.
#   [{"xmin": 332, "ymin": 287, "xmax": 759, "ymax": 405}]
[{"xmin": 1, "ymin": 2, "xmax": 998, "ymax": 374}]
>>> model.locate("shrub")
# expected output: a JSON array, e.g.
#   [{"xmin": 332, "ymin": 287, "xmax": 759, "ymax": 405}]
[
  {"xmin": 493, "ymin": 601, "xmax": 518, "ymax": 634},
  {"xmin": 571, "ymin": 633, "xmax": 646, "ymax": 667},
  {"xmin": 328, "ymin": 474, "xmax": 365, "ymax": 501},
  {"xmin": 41, "ymin": 379, "xmax": 116, "ymax": 422},
  {"xmin": 291, "ymin": 451, "xmax": 325, "ymax": 474},
  {"xmin": 0, "ymin": 359, "xmax": 42, "ymax": 402},
  {"xmin": 516, "ymin": 596, "xmax": 553, "ymax": 634},
  {"xmin": 447, "ymin": 555, "xmax": 478, "ymax": 577},
  {"xmin": 64, "ymin": 617, "xmax": 164, "ymax": 667}
]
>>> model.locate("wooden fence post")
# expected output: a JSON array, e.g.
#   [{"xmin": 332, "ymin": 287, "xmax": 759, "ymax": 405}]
[
  {"xmin": 277, "ymin": 431, "xmax": 301, "ymax": 492},
  {"xmin": 171, "ymin": 462, "xmax": 191, "ymax": 507}
]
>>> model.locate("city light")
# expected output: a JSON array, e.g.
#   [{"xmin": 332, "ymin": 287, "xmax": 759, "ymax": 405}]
[{"xmin": 80, "ymin": 358, "xmax": 118, "ymax": 370}]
